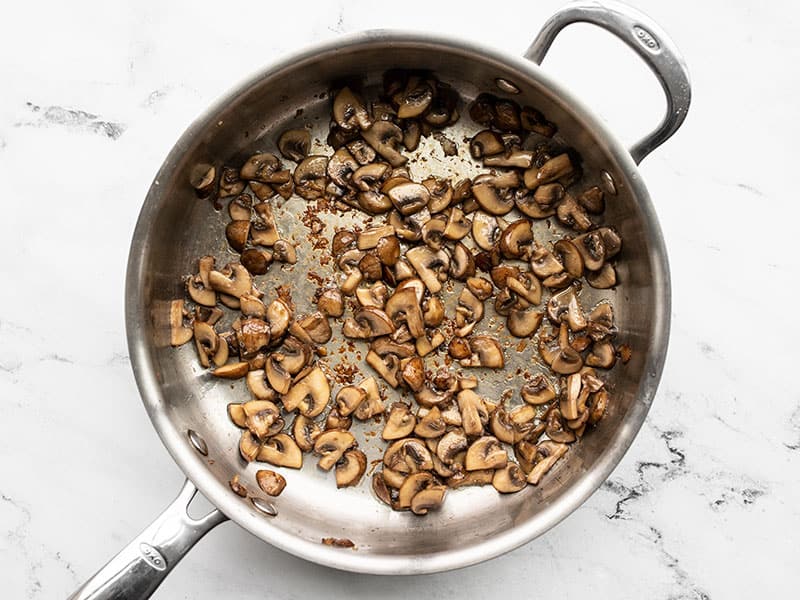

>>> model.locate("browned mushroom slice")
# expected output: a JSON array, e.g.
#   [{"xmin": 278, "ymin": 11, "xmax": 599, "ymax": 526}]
[
  {"xmin": 372, "ymin": 472, "xmax": 393, "ymax": 506},
  {"xmin": 573, "ymin": 231, "xmax": 606, "ymax": 271},
  {"xmin": 387, "ymin": 181, "xmax": 429, "ymax": 216},
  {"xmin": 472, "ymin": 181, "xmax": 514, "ymax": 215},
  {"xmin": 381, "ymin": 466, "xmax": 407, "ymax": 490},
  {"xmin": 256, "ymin": 470, "xmax": 287, "ymax": 497},
  {"xmin": 586, "ymin": 263, "xmax": 617, "ymax": 289},
  {"xmin": 527, "ymin": 441, "xmax": 568, "ymax": 485},
  {"xmin": 277, "ymin": 128, "xmax": 311, "ymax": 162},
  {"xmin": 520, "ymin": 105, "xmax": 557, "ymax": 137},
  {"xmin": 443, "ymin": 207, "xmax": 471, "ymax": 241},
  {"xmin": 506, "ymin": 272, "xmax": 543, "ymax": 306},
  {"xmin": 586, "ymin": 341, "xmax": 617, "ymax": 369},
  {"xmin": 587, "ymin": 302, "xmax": 615, "ymax": 341},
  {"xmin": 342, "ymin": 306, "xmax": 396, "ymax": 339},
  {"xmin": 397, "ymin": 356, "xmax": 423, "ymax": 392},
  {"xmin": 465, "ymin": 436, "xmax": 508, "ymax": 471},
  {"xmin": 552, "ymin": 239, "xmax": 583, "ymax": 278},
  {"xmin": 460, "ymin": 336, "xmax": 504, "ymax": 369},
  {"xmin": 293, "ymin": 155, "xmax": 328, "ymax": 200},
  {"xmin": 225, "ymin": 216, "xmax": 250, "ymax": 252},
  {"xmin": 281, "ymin": 366, "xmax": 330, "ymax": 417},
  {"xmin": 208, "ymin": 264, "xmax": 252, "ymax": 298},
  {"xmin": 383, "ymin": 438, "xmax": 433, "ymax": 474},
  {"xmin": 361, "ymin": 121, "xmax": 406, "ymax": 167},
  {"xmin": 190, "ymin": 163, "xmax": 215, "ymax": 195},
  {"xmin": 455, "ymin": 287, "xmax": 484, "ymax": 337},
  {"xmin": 410, "ymin": 485, "xmax": 446, "ymax": 516},
  {"xmin": 456, "ymin": 389, "xmax": 485, "ymax": 437},
  {"xmin": 354, "ymin": 376, "xmax": 384, "ymax": 420},
  {"xmin": 219, "ymin": 166, "xmax": 245, "ymax": 198},
  {"xmin": 547, "ymin": 286, "xmax": 587, "ymax": 331},
  {"xmin": 414, "ymin": 407, "xmax": 445, "ymax": 439},
  {"xmin": 499, "ymin": 219, "xmax": 533, "ymax": 259},
  {"xmin": 170, "ymin": 299, "xmax": 193, "ymax": 347},
  {"xmin": 507, "ymin": 308, "xmax": 543, "ymax": 338},
  {"xmin": 236, "ymin": 317, "xmax": 270, "ymax": 357},
  {"xmin": 556, "ymin": 194, "xmax": 592, "ymax": 232},
  {"xmin": 551, "ymin": 324, "xmax": 584, "ymax": 375},
  {"xmin": 239, "ymin": 153, "xmax": 284, "ymax": 184},
  {"xmin": 396, "ymin": 79, "xmax": 433, "ymax": 119},
  {"xmin": 521, "ymin": 374, "xmax": 556, "ymax": 405},
  {"xmin": 383, "ymin": 287, "xmax": 424, "ymax": 339},
  {"xmin": 523, "ymin": 153, "xmax": 574, "ymax": 189},
  {"xmin": 493, "ymin": 463, "xmax": 527, "ymax": 493},
  {"xmin": 382, "ymin": 402, "xmax": 416, "ymax": 440},
  {"xmin": 447, "ymin": 470, "xmax": 495, "ymax": 489},
  {"xmin": 577, "ymin": 185, "xmax": 605, "ymax": 214},
  {"xmin": 257, "ymin": 433, "xmax": 303, "ymax": 469},
  {"xmin": 317, "ymin": 288, "xmax": 344, "ymax": 318},
  {"xmin": 405, "ymin": 246, "xmax": 449, "ymax": 294},
  {"xmin": 396, "ymin": 471, "xmax": 434, "ymax": 510},
  {"xmin": 489, "ymin": 408, "xmax": 522, "ymax": 444},
  {"xmin": 327, "ymin": 147, "xmax": 359, "ymax": 189},
  {"xmin": 239, "ymin": 430, "xmax": 262, "ymax": 462},
  {"xmin": 325, "ymin": 407, "xmax": 352, "ymax": 431},
  {"xmin": 212, "ymin": 361, "xmax": 249, "ymax": 379},
  {"xmin": 295, "ymin": 312, "xmax": 331, "ymax": 344},
  {"xmin": 436, "ymin": 429, "xmax": 468, "ymax": 465},
  {"xmin": 333, "ymin": 87, "xmax": 372, "ymax": 131},
  {"xmin": 469, "ymin": 130, "xmax": 505, "ymax": 158},
  {"xmin": 292, "ymin": 414, "xmax": 322, "ymax": 452},
  {"xmin": 365, "ymin": 350, "xmax": 400, "ymax": 387},
  {"xmin": 422, "ymin": 177, "xmax": 453, "ymax": 214},
  {"xmin": 240, "ymin": 248, "xmax": 272, "ymax": 275},
  {"xmin": 335, "ymin": 385, "xmax": 367, "ymax": 417},
  {"xmin": 332, "ymin": 449, "xmax": 366, "ymax": 489},
  {"xmin": 484, "ymin": 149, "xmax": 535, "ymax": 169},
  {"xmin": 588, "ymin": 389, "xmax": 609, "ymax": 424},
  {"xmin": 314, "ymin": 430, "xmax": 357, "ymax": 471},
  {"xmin": 463, "ymin": 277, "xmax": 491, "ymax": 301},
  {"xmin": 402, "ymin": 119, "xmax": 421, "ymax": 151},
  {"xmin": 471, "ymin": 211, "xmax": 501, "ymax": 251}
]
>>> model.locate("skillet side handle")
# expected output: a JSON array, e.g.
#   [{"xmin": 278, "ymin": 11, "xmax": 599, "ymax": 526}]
[
  {"xmin": 524, "ymin": 1, "xmax": 691, "ymax": 164},
  {"xmin": 67, "ymin": 479, "xmax": 227, "ymax": 600}
]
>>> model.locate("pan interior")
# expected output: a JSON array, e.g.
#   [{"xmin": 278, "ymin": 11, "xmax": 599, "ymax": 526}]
[{"xmin": 128, "ymin": 35, "xmax": 668, "ymax": 573}]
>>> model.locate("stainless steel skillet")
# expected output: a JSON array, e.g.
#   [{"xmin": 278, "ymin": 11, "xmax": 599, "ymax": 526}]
[{"xmin": 69, "ymin": 2, "xmax": 690, "ymax": 598}]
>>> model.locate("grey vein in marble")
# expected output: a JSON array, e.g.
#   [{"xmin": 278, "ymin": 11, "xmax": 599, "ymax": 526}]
[{"xmin": 16, "ymin": 102, "xmax": 126, "ymax": 139}]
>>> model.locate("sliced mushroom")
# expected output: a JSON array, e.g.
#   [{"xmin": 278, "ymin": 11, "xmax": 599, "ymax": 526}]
[
  {"xmin": 455, "ymin": 287, "xmax": 484, "ymax": 337},
  {"xmin": 327, "ymin": 147, "xmax": 359, "ymax": 189},
  {"xmin": 436, "ymin": 429, "xmax": 468, "ymax": 465},
  {"xmin": 586, "ymin": 341, "xmax": 617, "ymax": 369},
  {"xmin": 553, "ymin": 239, "xmax": 584, "ymax": 278},
  {"xmin": 296, "ymin": 312, "xmax": 332, "ymax": 344},
  {"xmin": 383, "ymin": 288, "xmax": 425, "ymax": 339},
  {"xmin": 578, "ymin": 186, "xmax": 605, "ymax": 214},
  {"xmin": 228, "ymin": 193, "xmax": 253, "ymax": 220},
  {"xmin": 245, "ymin": 369, "xmax": 276, "ymax": 401},
  {"xmin": 422, "ymin": 177, "xmax": 453, "ymax": 214},
  {"xmin": 442, "ymin": 207, "xmax": 471, "ymax": 241},
  {"xmin": 456, "ymin": 390, "xmax": 485, "ymax": 437},
  {"xmin": 316, "ymin": 288, "xmax": 344, "ymax": 318},
  {"xmin": 239, "ymin": 152, "xmax": 283, "ymax": 183},
  {"xmin": 240, "ymin": 248, "xmax": 272, "ymax": 275},
  {"xmin": 256, "ymin": 470, "xmax": 287, "ymax": 497},
  {"xmin": 405, "ymin": 246, "xmax": 449, "ymax": 294},
  {"xmin": 293, "ymin": 155, "xmax": 328, "ymax": 200},
  {"xmin": 573, "ymin": 231, "xmax": 606, "ymax": 271},
  {"xmin": 410, "ymin": 485, "xmax": 446, "ymax": 516},
  {"xmin": 499, "ymin": 219, "xmax": 533, "ymax": 259},
  {"xmin": 272, "ymin": 239, "xmax": 297, "ymax": 265},
  {"xmin": 342, "ymin": 306, "xmax": 395, "ymax": 339},
  {"xmin": 523, "ymin": 153, "xmax": 574, "ymax": 189},
  {"xmin": 521, "ymin": 374, "xmax": 556, "ymax": 405},
  {"xmin": 507, "ymin": 308, "xmax": 543, "ymax": 338},
  {"xmin": 557, "ymin": 194, "xmax": 592, "ymax": 232},
  {"xmin": 527, "ymin": 441, "xmax": 568, "ymax": 485},
  {"xmin": 506, "ymin": 272, "xmax": 543, "ymax": 306},
  {"xmin": 333, "ymin": 87, "xmax": 372, "ymax": 131},
  {"xmin": 382, "ymin": 402, "xmax": 416, "ymax": 440},
  {"xmin": 353, "ymin": 376, "xmax": 384, "ymax": 421},
  {"xmin": 335, "ymin": 449, "xmax": 367, "ymax": 488},
  {"xmin": 547, "ymin": 286, "xmax": 587, "ymax": 331},
  {"xmin": 219, "ymin": 166, "xmax": 245, "ymax": 198},
  {"xmin": 365, "ymin": 349, "xmax": 400, "ymax": 387},
  {"xmin": 469, "ymin": 130, "xmax": 505, "ymax": 158},
  {"xmin": 492, "ymin": 463, "xmax": 527, "ymax": 493},
  {"xmin": 396, "ymin": 79, "xmax": 433, "ymax": 119},
  {"xmin": 281, "ymin": 366, "xmax": 330, "ymax": 417},
  {"xmin": 383, "ymin": 438, "xmax": 433, "ymax": 474},
  {"xmin": 471, "ymin": 212, "xmax": 501, "ymax": 250},
  {"xmin": 387, "ymin": 181, "xmax": 429, "ymax": 216},
  {"xmin": 361, "ymin": 121, "xmax": 406, "ymax": 167},
  {"xmin": 212, "ymin": 361, "xmax": 249, "ymax": 379},
  {"xmin": 414, "ymin": 406, "xmax": 445, "ymax": 438},
  {"xmin": 460, "ymin": 336, "xmax": 504, "ymax": 369},
  {"xmin": 236, "ymin": 317, "xmax": 270, "ymax": 358},
  {"xmin": 208, "ymin": 264, "xmax": 252, "ymax": 298},
  {"xmin": 277, "ymin": 128, "xmax": 311, "ymax": 162},
  {"xmin": 292, "ymin": 414, "xmax": 322, "ymax": 452},
  {"xmin": 170, "ymin": 299, "xmax": 193, "ymax": 346},
  {"xmin": 396, "ymin": 471, "xmax": 434, "ymax": 510},
  {"xmin": 257, "ymin": 433, "xmax": 303, "ymax": 469},
  {"xmin": 403, "ymin": 119, "xmax": 421, "ymax": 152},
  {"xmin": 313, "ymin": 430, "xmax": 357, "ymax": 471},
  {"xmin": 472, "ymin": 181, "xmax": 514, "ymax": 215},
  {"xmin": 586, "ymin": 263, "xmax": 617, "ymax": 289},
  {"xmin": 447, "ymin": 470, "xmax": 494, "ymax": 488},
  {"xmin": 465, "ymin": 436, "xmax": 508, "ymax": 471}
]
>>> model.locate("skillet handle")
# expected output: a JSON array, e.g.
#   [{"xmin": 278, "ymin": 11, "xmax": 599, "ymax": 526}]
[
  {"xmin": 524, "ymin": 1, "xmax": 691, "ymax": 164},
  {"xmin": 66, "ymin": 479, "xmax": 227, "ymax": 600}
]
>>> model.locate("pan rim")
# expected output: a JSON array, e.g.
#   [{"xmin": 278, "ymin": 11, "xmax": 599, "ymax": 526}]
[{"xmin": 125, "ymin": 28, "xmax": 671, "ymax": 575}]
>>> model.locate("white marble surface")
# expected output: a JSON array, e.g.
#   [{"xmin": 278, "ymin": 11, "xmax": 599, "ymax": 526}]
[{"xmin": 1, "ymin": 1, "xmax": 798, "ymax": 598}]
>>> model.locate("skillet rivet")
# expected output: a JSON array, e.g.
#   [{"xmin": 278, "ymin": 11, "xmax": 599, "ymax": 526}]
[
  {"xmin": 600, "ymin": 170, "xmax": 618, "ymax": 196},
  {"xmin": 495, "ymin": 78, "xmax": 520, "ymax": 94},
  {"xmin": 251, "ymin": 497, "xmax": 278, "ymax": 517},
  {"xmin": 187, "ymin": 429, "xmax": 209, "ymax": 456}
]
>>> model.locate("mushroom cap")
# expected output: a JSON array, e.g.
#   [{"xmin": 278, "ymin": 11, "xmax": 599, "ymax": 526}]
[
  {"xmin": 382, "ymin": 402, "xmax": 417, "ymax": 440},
  {"xmin": 492, "ymin": 463, "xmax": 527, "ymax": 493},
  {"xmin": 471, "ymin": 212, "xmax": 501, "ymax": 250},
  {"xmin": 398, "ymin": 472, "xmax": 434, "ymax": 509},
  {"xmin": 414, "ymin": 406, "xmax": 446, "ymax": 438},
  {"xmin": 314, "ymin": 430, "xmax": 357, "ymax": 471},
  {"xmin": 256, "ymin": 469, "xmax": 287, "ymax": 496},
  {"xmin": 521, "ymin": 374, "xmax": 556, "ymax": 405},
  {"xmin": 472, "ymin": 182, "xmax": 514, "ymax": 216},
  {"xmin": 257, "ymin": 433, "xmax": 303, "ymax": 469},
  {"xmin": 277, "ymin": 128, "xmax": 311, "ymax": 162},
  {"xmin": 499, "ymin": 219, "xmax": 534, "ymax": 259},
  {"xmin": 436, "ymin": 429, "xmax": 468, "ymax": 465},
  {"xmin": 342, "ymin": 307, "xmax": 396, "ymax": 339},
  {"xmin": 336, "ymin": 385, "xmax": 367, "ymax": 417},
  {"xmin": 335, "ymin": 449, "xmax": 367, "ymax": 488},
  {"xmin": 292, "ymin": 414, "xmax": 322, "ymax": 452},
  {"xmin": 281, "ymin": 366, "xmax": 331, "ymax": 417},
  {"xmin": 383, "ymin": 438, "xmax": 433, "ymax": 474},
  {"xmin": 465, "ymin": 436, "xmax": 508, "ymax": 471}
]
